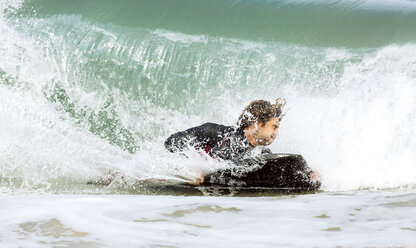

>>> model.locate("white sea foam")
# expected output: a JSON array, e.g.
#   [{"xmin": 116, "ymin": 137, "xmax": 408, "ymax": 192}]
[
  {"xmin": 271, "ymin": 44, "xmax": 416, "ymax": 191},
  {"xmin": 153, "ymin": 29, "xmax": 209, "ymax": 44},
  {"xmin": 1, "ymin": 191, "xmax": 416, "ymax": 247}
]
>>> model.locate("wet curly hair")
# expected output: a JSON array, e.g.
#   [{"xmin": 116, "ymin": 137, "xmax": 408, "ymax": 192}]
[{"xmin": 237, "ymin": 98, "xmax": 286, "ymax": 129}]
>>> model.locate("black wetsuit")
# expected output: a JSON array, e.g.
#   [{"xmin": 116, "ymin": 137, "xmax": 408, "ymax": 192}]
[{"xmin": 164, "ymin": 122, "xmax": 271, "ymax": 162}]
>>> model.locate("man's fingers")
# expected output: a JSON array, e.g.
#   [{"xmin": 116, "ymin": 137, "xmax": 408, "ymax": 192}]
[
  {"xmin": 310, "ymin": 170, "xmax": 322, "ymax": 182},
  {"xmin": 189, "ymin": 173, "xmax": 204, "ymax": 186}
]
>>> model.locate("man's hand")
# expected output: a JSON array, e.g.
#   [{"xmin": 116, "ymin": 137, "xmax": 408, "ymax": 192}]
[{"xmin": 189, "ymin": 173, "xmax": 204, "ymax": 186}]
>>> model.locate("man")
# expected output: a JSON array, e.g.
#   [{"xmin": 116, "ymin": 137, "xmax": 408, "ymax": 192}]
[{"xmin": 165, "ymin": 98, "xmax": 320, "ymax": 184}]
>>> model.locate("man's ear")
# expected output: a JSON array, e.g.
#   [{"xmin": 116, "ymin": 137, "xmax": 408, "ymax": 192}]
[{"xmin": 256, "ymin": 121, "xmax": 265, "ymax": 128}]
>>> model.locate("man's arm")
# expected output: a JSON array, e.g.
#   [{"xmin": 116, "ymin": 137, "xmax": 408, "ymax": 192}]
[
  {"xmin": 164, "ymin": 123, "xmax": 220, "ymax": 153},
  {"xmin": 164, "ymin": 129, "xmax": 195, "ymax": 153}
]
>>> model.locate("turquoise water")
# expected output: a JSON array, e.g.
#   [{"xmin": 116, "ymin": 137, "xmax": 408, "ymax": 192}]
[{"xmin": 1, "ymin": 0, "xmax": 416, "ymax": 246}]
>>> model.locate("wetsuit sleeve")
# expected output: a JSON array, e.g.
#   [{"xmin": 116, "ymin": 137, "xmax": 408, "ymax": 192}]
[
  {"xmin": 164, "ymin": 130, "xmax": 192, "ymax": 153},
  {"xmin": 164, "ymin": 123, "xmax": 222, "ymax": 153}
]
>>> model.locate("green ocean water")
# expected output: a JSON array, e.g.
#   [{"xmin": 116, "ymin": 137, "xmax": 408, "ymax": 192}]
[{"xmin": 14, "ymin": 0, "xmax": 416, "ymax": 47}]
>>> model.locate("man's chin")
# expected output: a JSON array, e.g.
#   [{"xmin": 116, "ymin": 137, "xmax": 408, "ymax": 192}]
[{"xmin": 256, "ymin": 139, "xmax": 273, "ymax": 146}]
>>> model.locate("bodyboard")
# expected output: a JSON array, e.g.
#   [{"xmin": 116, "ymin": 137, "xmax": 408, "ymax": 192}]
[
  {"xmin": 87, "ymin": 153, "xmax": 320, "ymax": 195},
  {"xmin": 201, "ymin": 153, "xmax": 320, "ymax": 191}
]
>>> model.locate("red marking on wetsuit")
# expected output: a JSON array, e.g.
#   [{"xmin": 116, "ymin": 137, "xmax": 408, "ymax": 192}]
[
  {"xmin": 202, "ymin": 145, "xmax": 213, "ymax": 157},
  {"xmin": 203, "ymin": 138, "xmax": 226, "ymax": 159}
]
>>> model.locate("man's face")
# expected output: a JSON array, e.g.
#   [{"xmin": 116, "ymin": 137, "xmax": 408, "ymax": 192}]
[{"xmin": 253, "ymin": 117, "xmax": 280, "ymax": 146}]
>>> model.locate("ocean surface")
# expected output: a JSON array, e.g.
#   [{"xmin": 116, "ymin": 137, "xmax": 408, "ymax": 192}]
[{"xmin": 1, "ymin": 0, "xmax": 416, "ymax": 247}]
